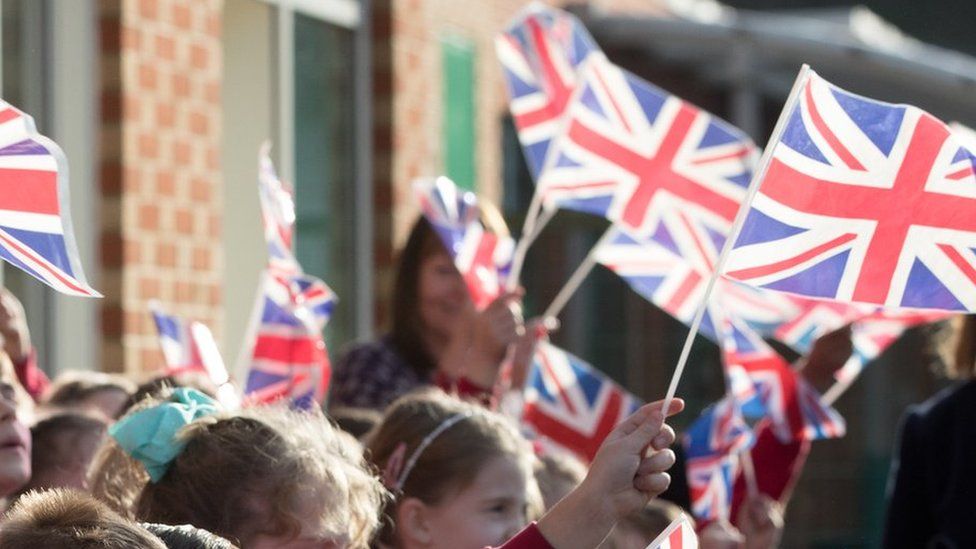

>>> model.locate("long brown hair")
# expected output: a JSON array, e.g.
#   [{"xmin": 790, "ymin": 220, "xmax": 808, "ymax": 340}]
[
  {"xmin": 390, "ymin": 218, "xmax": 448, "ymax": 377},
  {"xmin": 946, "ymin": 315, "xmax": 976, "ymax": 379}
]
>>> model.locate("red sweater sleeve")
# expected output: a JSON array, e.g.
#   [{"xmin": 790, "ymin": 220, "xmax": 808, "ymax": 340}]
[
  {"xmin": 12, "ymin": 348, "xmax": 49, "ymax": 402},
  {"xmin": 488, "ymin": 523, "xmax": 554, "ymax": 549},
  {"xmin": 729, "ymin": 419, "xmax": 810, "ymax": 527}
]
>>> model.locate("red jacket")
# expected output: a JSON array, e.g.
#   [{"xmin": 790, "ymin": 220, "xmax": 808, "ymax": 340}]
[{"xmin": 488, "ymin": 524, "xmax": 553, "ymax": 549}]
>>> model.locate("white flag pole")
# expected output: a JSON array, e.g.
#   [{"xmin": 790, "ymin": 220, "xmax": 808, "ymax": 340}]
[
  {"xmin": 661, "ymin": 65, "xmax": 812, "ymax": 415},
  {"xmin": 506, "ymin": 194, "xmax": 555, "ymax": 291},
  {"xmin": 541, "ymin": 225, "xmax": 616, "ymax": 322}
]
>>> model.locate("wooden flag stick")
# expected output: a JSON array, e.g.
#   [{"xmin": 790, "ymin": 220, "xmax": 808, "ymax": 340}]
[
  {"xmin": 661, "ymin": 64, "xmax": 812, "ymax": 417},
  {"xmin": 740, "ymin": 449, "xmax": 760, "ymax": 498},
  {"xmin": 821, "ymin": 375, "xmax": 855, "ymax": 406},
  {"xmin": 507, "ymin": 199, "xmax": 556, "ymax": 291},
  {"xmin": 542, "ymin": 226, "xmax": 616, "ymax": 322}
]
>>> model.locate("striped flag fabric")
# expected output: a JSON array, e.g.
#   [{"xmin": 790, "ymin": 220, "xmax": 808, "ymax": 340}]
[
  {"xmin": 257, "ymin": 142, "xmax": 300, "ymax": 274},
  {"xmin": 522, "ymin": 340, "xmax": 641, "ymax": 461},
  {"xmin": 644, "ymin": 513, "xmax": 698, "ymax": 549},
  {"xmin": 496, "ymin": 4, "xmax": 600, "ymax": 178},
  {"xmin": 834, "ymin": 309, "xmax": 950, "ymax": 384},
  {"xmin": 683, "ymin": 396, "xmax": 754, "ymax": 523},
  {"xmin": 0, "ymin": 100, "xmax": 99, "ymax": 297},
  {"xmin": 537, "ymin": 54, "xmax": 757, "ymax": 245},
  {"xmin": 726, "ymin": 69, "xmax": 976, "ymax": 311},
  {"xmin": 722, "ymin": 317, "xmax": 846, "ymax": 443},
  {"xmin": 241, "ymin": 271, "xmax": 336, "ymax": 410},
  {"xmin": 414, "ymin": 177, "xmax": 514, "ymax": 310}
]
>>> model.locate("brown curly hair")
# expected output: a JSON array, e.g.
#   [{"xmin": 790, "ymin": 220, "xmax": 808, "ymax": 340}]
[{"xmin": 89, "ymin": 394, "xmax": 385, "ymax": 547}]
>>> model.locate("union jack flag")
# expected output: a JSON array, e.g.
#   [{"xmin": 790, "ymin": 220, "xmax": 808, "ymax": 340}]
[
  {"xmin": 414, "ymin": 177, "xmax": 514, "ymax": 310},
  {"xmin": 150, "ymin": 301, "xmax": 233, "ymax": 392},
  {"xmin": 537, "ymin": 55, "xmax": 756, "ymax": 245},
  {"xmin": 241, "ymin": 271, "xmax": 336, "ymax": 410},
  {"xmin": 496, "ymin": 4, "xmax": 599, "ymax": 178},
  {"xmin": 257, "ymin": 142, "xmax": 300, "ymax": 274},
  {"xmin": 834, "ymin": 309, "xmax": 950, "ymax": 384},
  {"xmin": 522, "ymin": 341, "xmax": 641, "ymax": 461},
  {"xmin": 645, "ymin": 513, "xmax": 698, "ymax": 549},
  {"xmin": 594, "ymin": 227, "xmax": 799, "ymax": 343},
  {"xmin": 722, "ymin": 317, "xmax": 846, "ymax": 443},
  {"xmin": 0, "ymin": 100, "xmax": 99, "ymax": 297},
  {"xmin": 685, "ymin": 448, "xmax": 739, "ymax": 524},
  {"xmin": 726, "ymin": 70, "xmax": 976, "ymax": 312},
  {"xmin": 770, "ymin": 297, "xmax": 874, "ymax": 354}
]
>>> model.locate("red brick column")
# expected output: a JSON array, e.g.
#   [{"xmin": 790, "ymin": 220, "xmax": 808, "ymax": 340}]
[{"xmin": 99, "ymin": 0, "xmax": 223, "ymax": 374}]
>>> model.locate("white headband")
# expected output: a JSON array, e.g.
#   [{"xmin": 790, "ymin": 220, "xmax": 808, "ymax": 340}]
[{"xmin": 393, "ymin": 412, "xmax": 471, "ymax": 492}]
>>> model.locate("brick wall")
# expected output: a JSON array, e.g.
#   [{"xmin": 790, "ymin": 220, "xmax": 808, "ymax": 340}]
[
  {"xmin": 99, "ymin": 0, "xmax": 223, "ymax": 374},
  {"xmin": 371, "ymin": 0, "xmax": 667, "ymax": 328}
]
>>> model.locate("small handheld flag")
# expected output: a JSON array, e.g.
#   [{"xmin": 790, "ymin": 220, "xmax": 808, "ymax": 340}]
[
  {"xmin": 0, "ymin": 100, "xmax": 99, "ymax": 297},
  {"xmin": 644, "ymin": 513, "xmax": 698, "ymax": 549}
]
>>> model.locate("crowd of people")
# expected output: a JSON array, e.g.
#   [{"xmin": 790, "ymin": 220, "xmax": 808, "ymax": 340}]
[{"xmin": 0, "ymin": 217, "xmax": 969, "ymax": 548}]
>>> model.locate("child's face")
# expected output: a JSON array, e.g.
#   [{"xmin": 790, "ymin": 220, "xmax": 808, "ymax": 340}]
[
  {"xmin": 414, "ymin": 454, "xmax": 532, "ymax": 549},
  {"xmin": 0, "ymin": 376, "xmax": 30, "ymax": 497}
]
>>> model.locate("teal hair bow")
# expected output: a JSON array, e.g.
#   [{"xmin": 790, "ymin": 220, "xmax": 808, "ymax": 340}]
[{"xmin": 109, "ymin": 388, "xmax": 220, "ymax": 482}]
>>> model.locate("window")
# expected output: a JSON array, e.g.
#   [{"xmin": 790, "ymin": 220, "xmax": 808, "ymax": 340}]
[
  {"xmin": 1, "ymin": 0, "xmax": 99, "ymax": 374},
  {"xmin": 223, "ymin": 0, "xmax": 370, "ymax": 369}
]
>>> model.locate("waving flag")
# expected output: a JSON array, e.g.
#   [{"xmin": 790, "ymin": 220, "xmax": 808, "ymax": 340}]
[
  {"xmin": 257, "ymin": 142, "xmax": 300, "ymax": 274},
  {"xmin": 522, "ymin": 341, "xmax": 641, "ymax": 460},
  {"xmin": 414, "ymin": 177, "xmax": 514, "ymax": 310},
  {"xmin": 834, "ymin": 309, "xmax": 950, "ymax": 384},
  {"xmin": 538, "ymin": 55, "xmax": 756, "ymax": 246},
  {"xmin": 241, "ymin": 271, "xmax": 336, "ymax": 410},
  {"xmin": 726, "ymin": 70, "xmax": 976, "ymax": 311},
  {"xmin": 645, "ymin": 514, "xmax": 698, "ymax": 549},
  {"xmin": 150, "ymin": 302, "xmax": 205, "ymax": 373},
  {"xmin": 496, "ymin": 4, "xmax": 599, "ymax": 178},
  {"xmin": 594, "ymin": 227, "xmax": 799, "ymax": 343},
  {"xmin": 771, "ymin": 298, "xmax": 873, "ymax": 354},
  {"xmin": 0, "ymin": 100, "xmax": 99, "ymax": 297},
  {"xmin": 682, "ymin": 396, "xmax": 754, "ymax": 523},
  {"xmin": 722, "ymin": 317, "xmax": 845, "ymax": 442}
]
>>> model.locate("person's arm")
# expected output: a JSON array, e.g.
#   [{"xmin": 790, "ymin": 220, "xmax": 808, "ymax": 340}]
[
  {"xmin": 533, "ymin": 399, "xmax": 684, "ymax": 549},
  {"xmin": 0, "ymin": 288, "xmax": 48, "ymax": 401},
  {"xmin": 882, "ymin": 409, "xmax": 932, "ymax": 549},
  {"xmin": 440, "ymin": 290, "xmax": 524, "ymax": 390}
]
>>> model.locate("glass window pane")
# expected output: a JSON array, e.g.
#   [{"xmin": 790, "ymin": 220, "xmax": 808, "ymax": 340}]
[{"xmin": 293, "ymin": 13, "xmax": 356, "ymax": 350}]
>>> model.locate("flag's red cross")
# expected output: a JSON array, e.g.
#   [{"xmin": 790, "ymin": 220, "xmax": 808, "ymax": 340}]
[
  {"xmin": 565, "ymin": 67, "xmax": 742, "ymax": 232},
  {"xmin": 513, "ymin": 18, "xmax": 573, "ymax": 130},
  {"xmin": 525, "ymin": 350, "xmax": 622, "ymax": 460},
  {"xmin": 730, "ymin": 83, "xmax": 976, "ymax": 304}
]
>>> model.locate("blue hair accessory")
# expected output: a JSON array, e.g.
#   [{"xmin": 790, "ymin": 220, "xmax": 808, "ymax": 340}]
[{"xmin": 108, "ymin": 388, "xmax": 220, "ymax": 482}]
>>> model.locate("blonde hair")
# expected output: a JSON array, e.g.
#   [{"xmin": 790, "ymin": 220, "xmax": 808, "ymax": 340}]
[
  {"xmin": 365, "ymin": 389, "xmax": 541, "ymax": 545},
  {"xmin": 89, "ymin": 393, "xmax": 385, "ymax": 547},
  {"xmin": 0, "ymin": 488, "xmax": 166, "ymax": 548}
]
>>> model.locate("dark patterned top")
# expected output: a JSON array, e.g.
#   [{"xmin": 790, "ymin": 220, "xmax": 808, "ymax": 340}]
[{"xmin": 329, "ymin": 337, "xmax": 430, "ymax": 411}]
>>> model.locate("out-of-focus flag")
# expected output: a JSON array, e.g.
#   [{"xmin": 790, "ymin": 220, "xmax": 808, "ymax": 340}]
[
  {"xmin": 414, "ymin": 177, "xmax": 514, "ymax": 310},
  {"xmin": 722, "ymin": 317, "xmax": 845, "ymax": 443},
  {"xmin": 726, "ymin": 70, "xmax": 976, "ymax": 311},
  {"xmin": 257, "ymin": 142, "xmax": 300, "ymax": 274},
  {"xmin": 522, "ymin": 341, "xmax": 641, "ymax": 461},
  {"xmin": 834, "ymin": 309, "xmax": 950, "ymax": 384},
  {"xmin": 537, "ymin": 55, "xmax": 756, "ymax": 248},
  {"xmin": 644, "ymin": 513, "xmax": 698, "ymax": 549},
  {"xmin": 594, "ymin": 227, "xmax": 800, "ymax": 343},
  {"xmin": 683, "ymin": 396, "xmax": 754, "ymax": 523},
  {"xmin": 0, "ymin": 100, "xmax": 99, "ymax": 297},
  {"xmin": 496, "ymin": 3, "xmax": 599, "ymax": 178},
  {"xmin": 770, "ymin": 298, "xmax": 874, "ymax": 354},
  {"xmin": 149, "ymin": 301, "xmax": 238, "ymax": 407},
  {"xmin": 241, "ymin": 271, "xmax": 336, "ymax": 410}
]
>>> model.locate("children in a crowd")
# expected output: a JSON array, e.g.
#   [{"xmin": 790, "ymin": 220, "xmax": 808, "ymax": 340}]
[
  {"xmin": 366, "ymin": 389, "xmax": 544, "ymax": 549},
  {"xmin": 0, "ymin": 488, "xmax": 167, "ymax": 548},
  {"xmin": 18, "ymin": 411, "xmax": 107, "ymax": 493},
  {"xmin": 330, "ymin": 405, "xmax": 382, "ymax": 440},
  {"xmin": 141, "ymin": 522, "xmax": 240, "ymax": 549},
  {"xmin": 42, "ymin": 370, "xmax": 137, "ymax": 420},
  {"xmin": 367, "ymin": 388, "xmax": 683, "ymax": 549},
  {"xmin": 89, "ymin": 387, "xmax": 385, "ymax": 548}
]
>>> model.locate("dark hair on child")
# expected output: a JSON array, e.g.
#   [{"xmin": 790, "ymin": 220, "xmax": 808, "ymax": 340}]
[{"xmin": 141, "ymin": 523, "xmax": 239, "ymax": 549}]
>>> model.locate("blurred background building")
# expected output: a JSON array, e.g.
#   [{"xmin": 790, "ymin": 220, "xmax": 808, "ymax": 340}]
[{"xmin": 1, "ymin": 0, "xmax": 974, "ymax": 545}]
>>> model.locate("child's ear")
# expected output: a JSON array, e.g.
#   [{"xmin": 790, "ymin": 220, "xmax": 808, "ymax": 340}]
[{"xmin": 396, "ymin": 497, "xmax": 434, "ymax": 547}]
